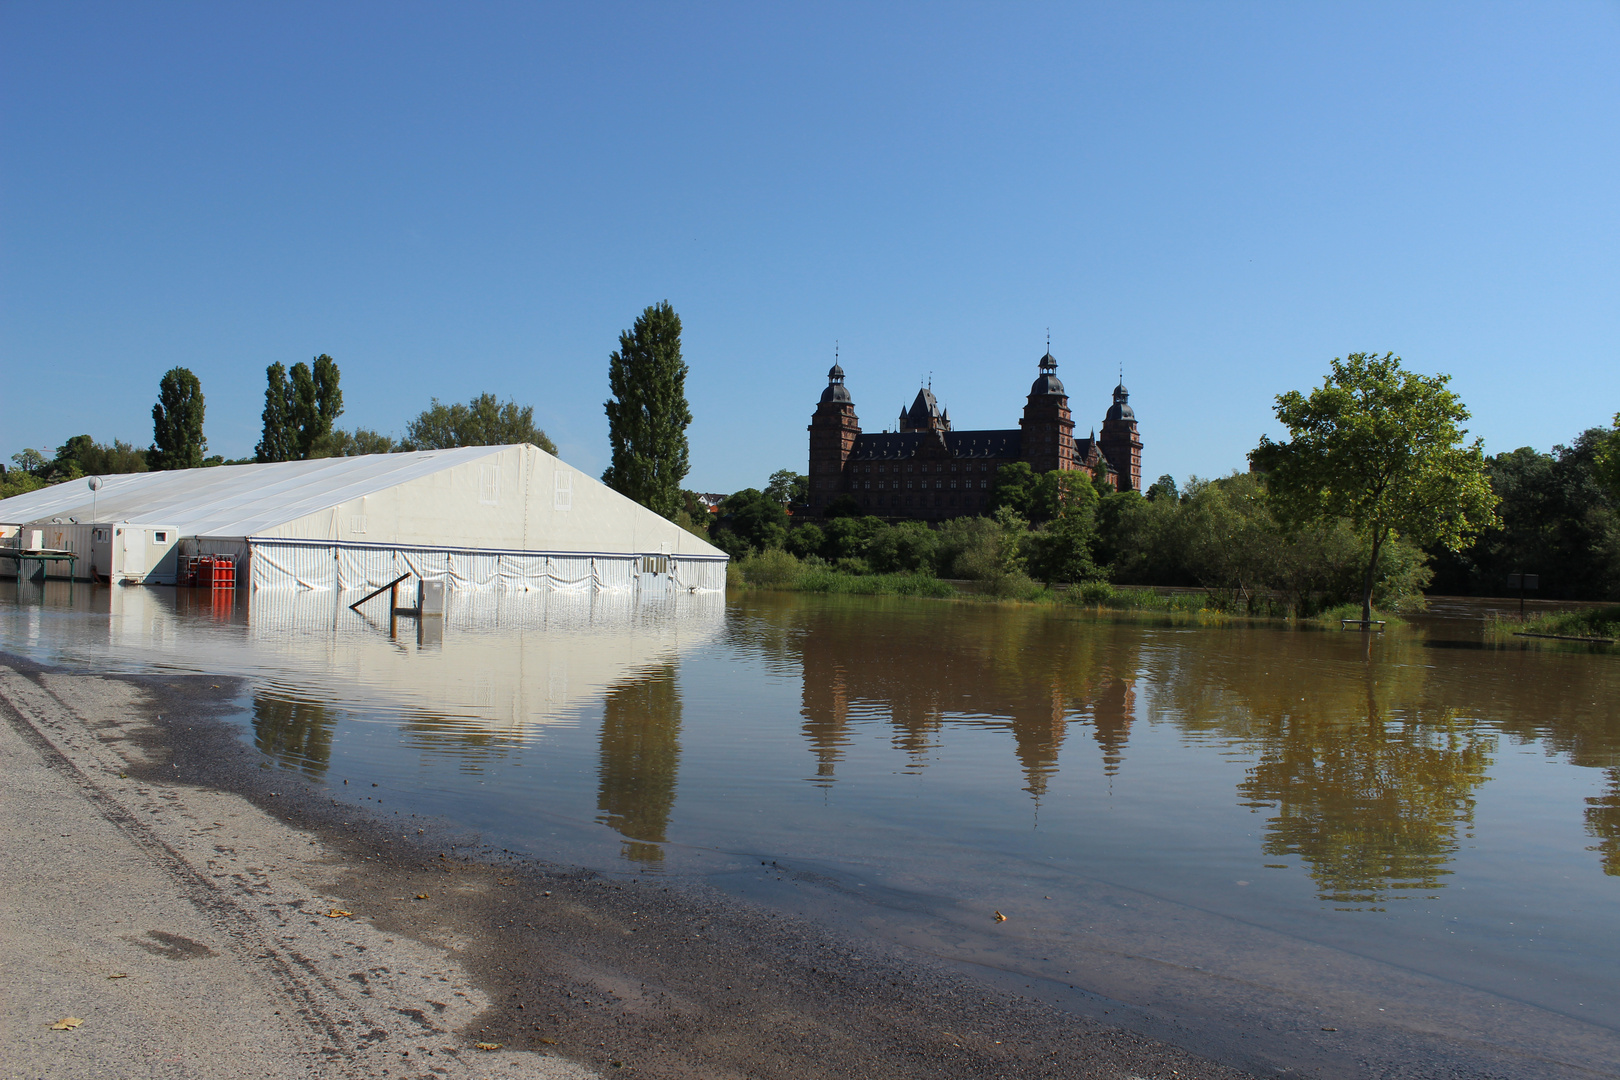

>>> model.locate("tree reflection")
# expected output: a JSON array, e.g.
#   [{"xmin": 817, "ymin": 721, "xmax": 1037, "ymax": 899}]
[
  {"xmin": 596, "ymin": 663, "xmax": 682, "ymax": 864},
  {"xmin": 1587, "ymin": 768, "xmax": 1620, "ymax": 876},
  {"xmin": 1240, "ymin": 708, "xmax": 1494, "ymax": 908},
  {"xmin": 252, "ymin": 692, "xmax": 337, "ymax": 778},
  {"xmin": 1153, "ymin": 633, "xmax": 1496, "ymax": 908}
]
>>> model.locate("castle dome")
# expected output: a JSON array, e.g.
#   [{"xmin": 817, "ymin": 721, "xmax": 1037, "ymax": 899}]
[
  {"xmin": 1029, "ymin": 351, "xmax": 1066, "ymax": 396},
  {"xmin": 820, "ymin": 362, "xmax": 851, "ymax": 404},
  {"xmin": 1105, "ymin": 382, "xmax": 1134, "ymax": 422}
]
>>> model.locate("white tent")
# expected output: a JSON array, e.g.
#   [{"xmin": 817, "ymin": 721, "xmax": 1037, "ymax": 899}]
[{"xmin": 0, "ymin": 445, "xmax": 727, "ymax": 593}]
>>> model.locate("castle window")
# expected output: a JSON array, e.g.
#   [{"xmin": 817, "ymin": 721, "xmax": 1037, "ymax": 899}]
[
  {"xmin": 980, "ymin": 479, "xmax": 987, "ymax": 489},
  {"xmin": 863, "ymin": 480, "xmax": 870, "ymax": 489},
  {"xmin": 951, "ymin": 464, "xmax": 957, "ymax": 472},
  {"xmin": 906, "ymin": 480, "xmax": 913, "ymax": 490},
  {"xmin": 950, "ymin": 480, "xmax": 957, "ymax": 489},
  {"xmin": 935, "ymin": 480, "xmax": 942, "ymax": 490}
]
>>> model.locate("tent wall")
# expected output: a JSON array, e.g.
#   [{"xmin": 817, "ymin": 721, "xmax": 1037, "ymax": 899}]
[{"xmin": 248, "ymin": 538, "xmax": 726, "ymax": 595}]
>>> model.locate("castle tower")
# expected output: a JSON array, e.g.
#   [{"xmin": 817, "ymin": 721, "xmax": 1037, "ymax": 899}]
[
  {"xmin": 1098, "ymin": 381, "xmax": 1142, "ymax": 493},
  {"xmin": 899, "ymin": 385, "xmax": 950, "ymax": 434},
  {"xmin": 1019, "ymin": 350, "xmax": 1077, "ymax": 474},
  {"xmin": 808, "ymin": 363, "xmax": 861, "ymax": 512}
]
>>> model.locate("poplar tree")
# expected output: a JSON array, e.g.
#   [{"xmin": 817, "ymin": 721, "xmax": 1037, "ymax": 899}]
[
  {"xmin": 256, "ymin": 355, "xmax": 344, "ymax": 461},
  {"xmin": 149, "ymin": 367, "xmax": 207, "ymax": 470},
  {"xmin": 256, "ymin": 362, "xmax": 295, "ymax": 462},
  {"xmin": 290, "ymin": 354, "xmax": 344, "ymax": 459},
  {"xmin": 602, "ymin": 301, "xmax": 691, "ymax": 520}
]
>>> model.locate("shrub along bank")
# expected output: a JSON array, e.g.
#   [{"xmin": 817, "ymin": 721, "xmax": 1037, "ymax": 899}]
[{"xmin": 715, "ymin": 469, "xmax": 1430, "ymax": 618}]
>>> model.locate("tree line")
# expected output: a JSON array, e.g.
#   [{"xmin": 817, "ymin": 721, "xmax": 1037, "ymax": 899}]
[
  {"xmin": 3, "ymin": 300, "xmax": 694, "ymax": 521},
  {"xmin": 708, "ymin": 353, "xmax": 1620, "ymax": 609}
]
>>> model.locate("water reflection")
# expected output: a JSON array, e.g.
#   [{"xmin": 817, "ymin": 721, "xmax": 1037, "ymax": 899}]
[
  {"xmin": 252, "ymin": 692, "xmax": 337, "ymax": 778},
  {"xmin": 1238, "ymin": 710, "xmax": 1493, "ymax": 908},
  {"xmin": 596, "ymin": 663, "xmax": 683, "ymax": 863},
  {"xmin": 5, "ymin": 585, "xmax": 1620, "ymax": 1075},
  {"xmin": 788, "ymin": 599, "xmax": 1134, "ymax": 796},
  {"xmin": 1588, "ymin": 768, "xmax": 1620, "ymax": 876}
]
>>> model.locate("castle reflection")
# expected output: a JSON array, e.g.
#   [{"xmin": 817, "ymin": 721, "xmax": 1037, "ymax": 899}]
[{"xmin": 786, "ymin": 597, "xmax": 1139, "ymax": 797}]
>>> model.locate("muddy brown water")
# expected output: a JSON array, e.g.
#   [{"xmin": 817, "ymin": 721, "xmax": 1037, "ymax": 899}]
[{"xmin": 4, "ymin": 581, "xmax": 1617, "ymax": 1077}]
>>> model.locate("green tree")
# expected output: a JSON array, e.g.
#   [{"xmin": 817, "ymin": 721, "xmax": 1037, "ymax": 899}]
[
  {"xmin": 290, "ymin": 354, "xmax": 344, "ymax": 458},
  {"xmin": 1027, "ymin": 503, "xmax": 1100, "ymax": 583},
  {"xmin": 149, "ymin": 367, "xmax": 207, "ymax": 471},
  {"xmin": 785, "ymin": 522, "xmax": 825, "ymax": 559},
  {"xmin": 402, "ymin": 393, "xmax": 556, "ymax": 454},
  {"xmin": 314, "ymin": 428, "xmax": 398, "ymax": 457},
  {"xmin": 1596, "ymin": 412, "xmax": 1620, "ymax": 502},
  {"xmin": 1255, "ymin": 352, "xmax": 1497, "ymax": 623},
  {"xmin": 256, "ymin": 362, "xmax": 295, "ymax": 462},
  {"xmin": 602, "ymin": 301, "xmax": 691, "ymax": 520},
  {"xmin": 867, "ymin": 520, "xmax": 939, "ymax": 573},
  {"xmin": 56, "ymin": 436, "xmax": 146, "ymax": 476},
  {"xmin": 713, "ymin": 488, "xmax": 788, "ymax": 554},
  {"xmin": 258, "ymin": 356, "xmax": 345, "ymax": 461},
  {"xmin": 989, "ymin": 462, "xmax": 1038, "ymax": 517},
  {"xmin": 765, "ymin": 469, "xmax": 808, "ymax": 506},
  {"xmin": 1146, "ymin": 474, "xmax": 1179, "ymax": 501},
  {"xmin": 10, "ymin": 448, "xmax": 49, "ymax": 475}
]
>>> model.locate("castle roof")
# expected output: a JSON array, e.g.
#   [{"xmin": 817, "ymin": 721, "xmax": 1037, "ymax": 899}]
[
  {"xmin": 1029, "ymin": 351, "xmax": 1066, "ymax": 397},
  {"xmin": 1105, "ymin": 382, "xmax": 1134, "ymax": 422},
  {"xmin": 820, "ymin": 363, "xmax": 852, "ymax": 404},
  {"xmin": 902, "ymin": 386, "xmax": 944, "ymax": 425},
  {"xmin": 847, "ymin": 429, "xmax": 1023, "ymax": 460}
]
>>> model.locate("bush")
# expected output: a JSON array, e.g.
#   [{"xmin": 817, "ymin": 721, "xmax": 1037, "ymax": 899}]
[
  {"xmin": 785, "ymin": 523, "xmax": 824, "ymax": 559},
  {"xmin": 867, "ymin": 520, "xmax": 939, "ymax": 573},
  {"xmin": 1514, "ymin": 605, "xmax": 1620, "ymax": 640},
  {"xmin": 1072, "ymin": 580, "xmax": 1115, "ymax": 604},
  {"xmin": 738, "ymin": 548, "xmax": 803, "ymax": 587}
]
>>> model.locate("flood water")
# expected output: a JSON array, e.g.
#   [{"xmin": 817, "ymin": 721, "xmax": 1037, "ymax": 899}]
[{"xmin": 3, "ymin": 581, "xmax": 1617, "ymax": 1078}]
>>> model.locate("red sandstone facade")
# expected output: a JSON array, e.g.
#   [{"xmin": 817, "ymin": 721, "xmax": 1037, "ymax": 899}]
[{"xmin": 806, "ymin": 352, "xmax": 1143, "ymax": 519}]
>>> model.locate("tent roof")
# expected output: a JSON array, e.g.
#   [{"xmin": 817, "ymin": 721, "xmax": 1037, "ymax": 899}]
[{"xmin": 0, "ymin": 447, "xmax": 507, "ymax": 537}]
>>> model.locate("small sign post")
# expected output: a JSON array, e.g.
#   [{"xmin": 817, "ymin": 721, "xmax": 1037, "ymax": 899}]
[{"xmin": 1506, "ymin": 573, "xmax": 1539, "ymax": 618}]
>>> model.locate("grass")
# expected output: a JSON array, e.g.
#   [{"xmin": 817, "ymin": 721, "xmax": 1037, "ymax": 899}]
[
  {"xmin": 728, "ymin": 550, "xmax": 1416, "ymax": 622},
  {"xmin": 1499, "ymin": 605, "xmax": 1620, "ymax": 642}
]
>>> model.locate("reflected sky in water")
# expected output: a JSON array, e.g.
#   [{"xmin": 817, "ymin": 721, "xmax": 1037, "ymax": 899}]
[{"xmin": 4, "ymin": 581, "xmax": 1617, "ymax": 1075}]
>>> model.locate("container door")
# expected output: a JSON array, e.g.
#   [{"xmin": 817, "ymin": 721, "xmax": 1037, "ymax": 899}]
[{"xmin": 121, "ymin": 528, "xmax": 147, "ymax": 575}]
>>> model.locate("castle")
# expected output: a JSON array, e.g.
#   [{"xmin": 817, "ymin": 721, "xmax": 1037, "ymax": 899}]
[{"xmin": 807, "ymin": 351, "xmax": 1142, "ymax": 519}]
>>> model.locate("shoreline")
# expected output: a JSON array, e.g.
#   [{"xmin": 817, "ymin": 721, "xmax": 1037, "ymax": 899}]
[{"xmin": 0, "ymin": 652, "xmax": 1260, "ymax": 1080}]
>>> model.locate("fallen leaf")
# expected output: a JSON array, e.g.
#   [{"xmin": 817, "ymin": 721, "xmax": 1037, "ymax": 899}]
[
  {"xmin": 325, "ymin": 909, "xmax": 353, "ymax": 918},
  {"xmin": 1321, "ymin": 1026, "xmax": 1338, "ymax": 1032},
  {"xmin": 537, "ymin": 1037, "xmax": 557, "ymax": 1045},
  {"xmin": 107, "ymin": 973, "xmax": 128, "ymax": 980},
  {"xmin": 51, "ymin": 1018, "xmax": 83, "ymax": 1030},
  {"xmin": 415, "ymin": 894, "xmax": 429, "ymax": 900},
  {"xmin": 993, "ymin": 910, "xmax": 1008, "ymax": 922},
  {"xmin": 474, "ymin": 1041, "xmax": 503, "ymax": 1051}
]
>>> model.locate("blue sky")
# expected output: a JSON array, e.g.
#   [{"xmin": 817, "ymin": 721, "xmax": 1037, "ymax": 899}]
[{"xmin": 3, "ymin": 2, "xmax": 1617, "ymax": 493}]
